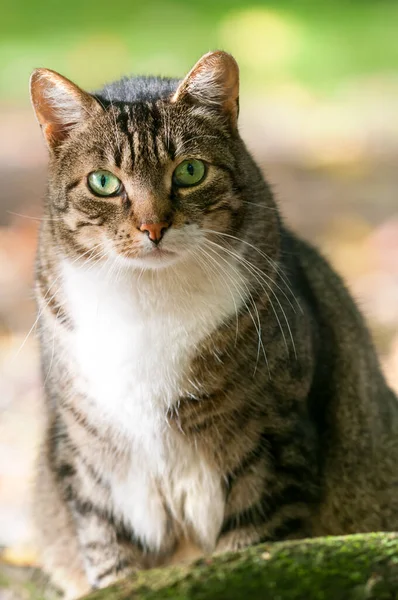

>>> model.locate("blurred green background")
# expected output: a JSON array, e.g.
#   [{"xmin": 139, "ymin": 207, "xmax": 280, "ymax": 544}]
[
  {"xmin": 1, "ymin": 0, "xmax": 398, "ymax": 102},
  {"xmin": 1, "ymin": 1, "xmax": 398, "ymax": 591}
]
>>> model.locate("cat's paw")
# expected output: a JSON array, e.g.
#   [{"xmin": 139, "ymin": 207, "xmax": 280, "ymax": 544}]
[
  {"xmin": 89, "ymin": 567, "xmax": 134, "ymax": 592},
  {"xmin": 215, "ymin": 528, "xmax": 260, "ymax": 554}
]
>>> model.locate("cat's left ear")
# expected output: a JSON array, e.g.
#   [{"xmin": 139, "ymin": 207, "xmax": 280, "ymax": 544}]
[
  {"xmin": 30, "ymin": 68, "xmax": 103, "ymax": 152},
  {"xmin": 172, "ymin": 51, "xmax": 239, "ymax": 127}
]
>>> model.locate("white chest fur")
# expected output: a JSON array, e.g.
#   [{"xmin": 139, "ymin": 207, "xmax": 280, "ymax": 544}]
[{"xmin": 61, "ymin": 255, "xmax": 245, "ymax": 552}]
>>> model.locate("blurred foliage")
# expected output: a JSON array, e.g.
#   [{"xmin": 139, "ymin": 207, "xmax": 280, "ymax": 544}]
[{"xmin": 1, "ymin": 0, "xmax": 398, "ymax": 103}]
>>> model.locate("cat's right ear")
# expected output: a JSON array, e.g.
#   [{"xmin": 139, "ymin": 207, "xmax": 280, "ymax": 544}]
[{"xmin": 30, "ymin": 68, "xmax": 103, "ymax": 152}]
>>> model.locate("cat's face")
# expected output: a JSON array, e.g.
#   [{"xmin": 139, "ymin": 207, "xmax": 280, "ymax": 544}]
[{"xmin": 31, "ymin": 52, "xmax": 247, "ymax": 270}]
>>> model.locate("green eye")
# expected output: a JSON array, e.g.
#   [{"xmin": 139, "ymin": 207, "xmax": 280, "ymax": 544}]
[
  {"xmin": 88, "ymin": 170, "xmax": 122, "ymax": 196},
  {"xmin": 173, "ymin": 159, "xmax": 206, "ymax": 187}
]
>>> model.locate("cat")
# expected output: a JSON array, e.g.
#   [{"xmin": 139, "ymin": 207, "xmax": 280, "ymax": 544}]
[{"xmin": 30, "ymin": 51, "xmax": 398, "ymax": 599}]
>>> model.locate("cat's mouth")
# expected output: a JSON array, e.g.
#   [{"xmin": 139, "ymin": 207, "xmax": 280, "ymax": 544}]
[
  {"xmin": 135, "ymin": 246, "xmax": 180, "ymax": 269},
  {"xmin": 113, "ymin": 244, "xmax": 180, "ymax": 270},
  {"xmin": 140, "ymin": 246, "xmax": 177, "ymax": 260},
  {"xmin": 147, "ymin": 247, "xmax": 175, "ymax": 256}
]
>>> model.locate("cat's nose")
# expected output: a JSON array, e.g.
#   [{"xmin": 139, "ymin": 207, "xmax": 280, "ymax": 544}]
[{"xmin": 139, "ymin": 222, "xmax": 169, "ymax": 244}]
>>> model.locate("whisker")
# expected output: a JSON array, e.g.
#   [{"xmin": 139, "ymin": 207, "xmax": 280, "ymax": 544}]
[
  {"xmin": 193, "ymin": 246, "xmax": 240, "ymax": 343},
  {"xmin": 12, "ymin": 242, "xmax": 104, "ymax": 360},
  {"xmin": 194, "ymin": 246, "xmax": 240, "ymax": 346},
  {"xmin": 206, "ymin": 239, "xmax": 296, "ymax": 358},
  {"xmin": 202, "ymin": 229, "xmax": 302, "ymax": 313},
  {"xmin": 186, "ymin": 247, "xmax": 218, "ymax": 296},
  {"xmin": 208, "ymin": 235, "xmax": 296, "ymax": 315},
  {"xmin": 7, "ymin": 211, "xmax": 62, "ymax": 222},
  {"xmin": 43, "ymin": 305, "xmax": 61, "ymax": 386},
  {"xmin": 242, "ymin": 201, "xmax": 279, "ymax": 211},
  {"xmin": 198, "ymin": 244, "xmax": 268, "ymax": 374}
]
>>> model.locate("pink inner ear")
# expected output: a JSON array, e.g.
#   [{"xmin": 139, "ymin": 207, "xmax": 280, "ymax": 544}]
[
  {"xmin": 34, "ymin": 87, "xmax": 81, "ymax": 147},
  {"xmin": 41, "ymin": 121, "xmax": 74, "ymax": 146},
  {"xmin": 31, "ymin": 71, "xmax": 67, "ymax": 125},
  {"xmin": 30, "ymin": 68, "xmax": 103, "ymax": 150}
]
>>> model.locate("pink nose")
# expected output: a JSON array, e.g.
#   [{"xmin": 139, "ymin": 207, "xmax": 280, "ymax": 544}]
[{"xmin": 139, "ymin": 222, "xmax": 169, "ymax": 244}]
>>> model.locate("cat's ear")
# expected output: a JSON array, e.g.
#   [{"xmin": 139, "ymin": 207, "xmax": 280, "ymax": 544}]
[
  {"xmin": 30, "ymin": 68, "xmax": 103, "ymax": 151},
  {"xmin": 172, "ymin": 51, "xmax": 239, "ymax": 126}
]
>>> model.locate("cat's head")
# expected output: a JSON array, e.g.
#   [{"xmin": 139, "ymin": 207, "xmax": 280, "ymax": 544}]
[{"xmin": 30, "ymin": 51, "xmax": 269, "ymax": 270}]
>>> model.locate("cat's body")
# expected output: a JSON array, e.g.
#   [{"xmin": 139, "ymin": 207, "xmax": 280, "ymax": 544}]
[{"xmin": 30, "ymin": 52, "xmax": 398, "ymax": 599}]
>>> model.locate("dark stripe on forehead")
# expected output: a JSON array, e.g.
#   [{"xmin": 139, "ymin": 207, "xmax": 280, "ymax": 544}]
[
  {"xmin": 165, "ymin": 136, "xmax": 176, "ymax": 161},
  {"xmin": 150, "ymin": 124, "xmax": 160, "ymax": 162},
  {"xmin": 138, "ymin": 103, "xmax": 152, "ymax": 155},
  {"xmin": 118, "ymin": 106, "xmax": 130, "ymax": 134},
  {"xmin": 156, "ymin": 99, "xmax": 176, "ymax": 160},
  {"xmin": 148, "ymin": 102, "xmax": 163, "ymax": 162},
  {"xmin": 137, "ymin": 105, "xmax": 150, "ymax": 164},
  {"xmin": 126, "ymin": 102, "xmax": 151, "ymax": 168},
  {"xmin": 115, "ymin": 108, "xmax": 131, "ymax": 168},
  {"xmin": 113, "ymin": 144, "xmax": 122, "ymax": 169},
  {"xmin": 123, "ymin": 105, "xmax": 136, "ymax": 169},
  {"xmin": 120, "ymin": 101, "xmax": 176, "ymax": 170},
  {"xmin": 150, "ymin": 101, "xmax": 162, "ymax": 129}
]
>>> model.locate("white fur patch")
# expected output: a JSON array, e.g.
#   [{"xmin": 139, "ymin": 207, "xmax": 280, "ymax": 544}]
[{"xmin": 61, "ymin": 249, "xmax": 246, "ymax": 552}]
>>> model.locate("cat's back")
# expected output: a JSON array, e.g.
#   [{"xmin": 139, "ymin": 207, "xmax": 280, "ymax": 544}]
[
  {"xmin": 287, "ymin": 231, "xmax": 398, "ymax": 533},
  {"xmin": 291, "ymin": 230, "xmax": 398, "ymax": 419}
]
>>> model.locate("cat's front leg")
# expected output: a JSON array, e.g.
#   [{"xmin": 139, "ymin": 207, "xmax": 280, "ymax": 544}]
[
  {"xmin": 71, "ymin": 507, "xmax": 143, "ymax": 592},
  {"xmin": 215, "ymin": 472, "xmax": 316, "ymax": 552},
  {"xmin": 47, "ymin": 425, "xmax": 148, "ymax": 597},
  {"xmin": 216, "ymin": 438, "xmax": 319, "ymax": 553}
]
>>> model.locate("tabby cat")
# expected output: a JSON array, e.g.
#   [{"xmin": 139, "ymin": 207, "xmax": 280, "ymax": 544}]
[{"xmin": 30, "ymin": 51, "xmax": 398, "ymax": 599}]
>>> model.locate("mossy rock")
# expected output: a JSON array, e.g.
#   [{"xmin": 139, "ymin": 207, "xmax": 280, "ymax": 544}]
[{"xmin": 2, "ymin": 533, "xmax": 398, "ymax": 600}]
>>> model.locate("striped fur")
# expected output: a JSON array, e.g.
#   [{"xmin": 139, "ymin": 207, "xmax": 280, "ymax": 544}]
[{"xmin": 30, "ymin": 52, "xmax": 398, "ymax": 599}]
